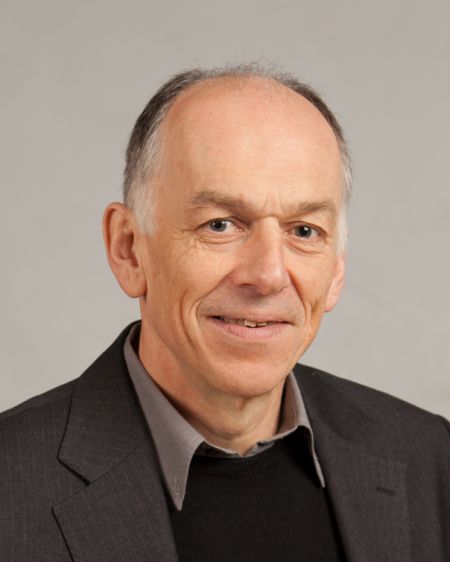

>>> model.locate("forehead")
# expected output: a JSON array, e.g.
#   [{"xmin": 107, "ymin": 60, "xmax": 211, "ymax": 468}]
[{"xmin": 156, "ymin": 76, "xmax": 342, "ymax": 207}]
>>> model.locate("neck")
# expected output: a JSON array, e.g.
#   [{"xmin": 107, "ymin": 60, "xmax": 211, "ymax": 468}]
[{"xmin": 172, "ymin": 383, "xmax": 285, "ymax": 455}]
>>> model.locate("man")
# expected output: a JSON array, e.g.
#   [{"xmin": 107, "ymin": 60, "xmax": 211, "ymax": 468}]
[{"xmin": 1, "ymin": 65, "xmax": 449, "ymax": 562}]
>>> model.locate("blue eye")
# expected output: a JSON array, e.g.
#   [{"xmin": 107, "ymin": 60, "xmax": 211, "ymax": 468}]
[{"xmin": 294, "ymin": 225, "xmax": 318, "ymax": 238}]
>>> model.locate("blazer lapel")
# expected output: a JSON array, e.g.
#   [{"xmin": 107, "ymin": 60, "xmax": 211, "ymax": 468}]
[
  {"xmin": 54, "ymin": 442, "xmax": 177, "ymax": 562},
  {"xmin": 312, "ymin": 419, "xmax": 410, "ymax": 562},
  {"xmin": 296, "ymin": 366, "xmax": 411, "ymax": 562},
  {"xmin": 53, "ymin": 328, "xmax": 178, "ymax": 562}
]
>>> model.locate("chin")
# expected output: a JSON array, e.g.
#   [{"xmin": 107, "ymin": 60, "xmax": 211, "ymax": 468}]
[{"xmin": 204, "ymin": 360, "xmax": 292, "ymax": 399}]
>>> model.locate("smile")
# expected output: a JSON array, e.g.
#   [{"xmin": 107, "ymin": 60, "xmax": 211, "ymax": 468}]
[
  {"xmin": 209, "ymin": 315, "xmax": 289, "ymax": 342},
  {"xmin": 216, "ymin": 316, "xmax": 279, "ymax": 328}
]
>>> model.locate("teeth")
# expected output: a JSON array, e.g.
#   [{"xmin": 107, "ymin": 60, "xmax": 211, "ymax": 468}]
[{"xmin": 218, "ymin": 317, "xmax": 275, "ymax": 328}]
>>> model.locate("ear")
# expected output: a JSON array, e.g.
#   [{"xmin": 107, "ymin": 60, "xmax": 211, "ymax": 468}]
[
  {"xmin": 325, "ymin": 252, "xmax": 346, "ymax": 312},
  {"xmin": 102, "ymin": 202, "xmax": 147, "ymax": 298}
]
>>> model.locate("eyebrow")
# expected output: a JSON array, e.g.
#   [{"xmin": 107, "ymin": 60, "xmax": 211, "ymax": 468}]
[{"xmin": 189, "ymin": 190, "xmax": 338, "ymax": 219}]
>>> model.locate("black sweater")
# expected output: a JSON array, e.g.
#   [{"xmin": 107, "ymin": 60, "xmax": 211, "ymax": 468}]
[{"xmin": 170, "ymin": 430, "xmax": 346, "ymax": 561}]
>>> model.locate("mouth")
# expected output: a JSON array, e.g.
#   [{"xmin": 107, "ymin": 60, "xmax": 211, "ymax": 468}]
[
  {"xmin": 214, "ymin": 316, "xmax": 283, "ymax": 328},
  {"xmin": 208, "ymin": 315, "xmax": 290, "ymax": 342}
]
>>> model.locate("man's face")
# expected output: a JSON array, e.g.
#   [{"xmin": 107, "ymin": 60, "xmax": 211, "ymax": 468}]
[{"xmin": 136, "ymin": 78, "xmax": 345, "ymax": 400}]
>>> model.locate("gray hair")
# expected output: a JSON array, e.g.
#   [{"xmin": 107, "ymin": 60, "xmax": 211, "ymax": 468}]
[{"xmin": 123, "ymin": 63, "xmax": 352, "ymax": 248}]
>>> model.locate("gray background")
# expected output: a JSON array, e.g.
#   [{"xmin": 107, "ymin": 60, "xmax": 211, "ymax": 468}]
[{"xmin": 1, "ymin": 0, "xmax": 449, "ymax": 416}]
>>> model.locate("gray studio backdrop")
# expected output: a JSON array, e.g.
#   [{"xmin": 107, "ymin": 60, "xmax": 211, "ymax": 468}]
[{"xmin": 1, "ymin": 0, "xmax": 449, "ymax": 417}]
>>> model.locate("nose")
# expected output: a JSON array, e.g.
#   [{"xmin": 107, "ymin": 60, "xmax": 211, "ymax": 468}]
[{"xmin": 230, "ymin": 224, "xmax": 291, "ymax": 296}]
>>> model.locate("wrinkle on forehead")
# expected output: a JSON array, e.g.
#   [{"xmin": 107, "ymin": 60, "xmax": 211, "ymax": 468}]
[{"xmin": 190, "ymin": 189, "xmax": 338, "ymax": 222}]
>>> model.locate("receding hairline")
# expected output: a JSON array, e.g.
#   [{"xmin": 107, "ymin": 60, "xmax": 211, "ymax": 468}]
[
  {"xmin": 160, "ymin": 74, "xmax": 338, "ymax": 143},
  {"xmin": 165, "ymin": 73, "xmax": 314, "ymax": 108},
  {"xmin": 155, "ymin": 74, "xmax": 342, "ymax": 185}
]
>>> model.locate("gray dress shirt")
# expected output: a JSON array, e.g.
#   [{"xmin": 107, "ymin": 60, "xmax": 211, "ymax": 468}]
[{"xmin": 124, "ymin": 323, "xmax": 325, "ymax": 510}]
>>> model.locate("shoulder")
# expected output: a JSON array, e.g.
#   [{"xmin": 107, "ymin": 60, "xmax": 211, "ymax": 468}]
[
  {"xmin": 295, "ymin": 362, "xmax": 448, "ymax": 423},
  {"xmin": 294, "ymin": 363, "xmax": 450, "ymax": 458},
  {"xmin": 0, "ymin": 322, "xmax": 136, "ymax": 435},
  {"xmin": 0, "ymin": 379, "xmax": 82, "ymax": 519},
  {"xmin": 0, "ymin": 380, "xmax": 76, "ymax": 466},
  {"xmin": 0, "ymin": 378, "xmax": 74, "ymax": 426},
  {"xmin": 0, "ymin": 324, "xmax": 138, "ymax": 520}
]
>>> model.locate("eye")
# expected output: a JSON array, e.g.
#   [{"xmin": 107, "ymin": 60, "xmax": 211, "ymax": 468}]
[
  {"xmin": 293, "ymin": 224, "xmax": 320, "ymax": 239},
  {"xmin": 207, "ymin": 219, "xmax": 235, "ymax": 233}
]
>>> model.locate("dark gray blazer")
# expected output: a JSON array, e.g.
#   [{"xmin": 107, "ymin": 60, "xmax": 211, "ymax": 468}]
[{"xmin": 1, "ymin": 325, "xmax": 449, "ymax": 561}]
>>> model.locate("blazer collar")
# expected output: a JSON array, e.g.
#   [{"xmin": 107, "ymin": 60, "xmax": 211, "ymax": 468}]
[
  {"xmin": 54, "ymin": 324, "xmax": 178, "ymax": 562},
  {"xmin": 295, "ymin": 364, "xmax": 411, "ymax": 562}
]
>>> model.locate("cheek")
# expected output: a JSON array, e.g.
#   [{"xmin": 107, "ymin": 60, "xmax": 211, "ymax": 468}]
[
  {"xmin": 154, "ymin": 244, "xmax": 233, "ymax": 324},
  {"xmin": 290, "ymin": 259, "xmax": 335, "ymax": 312}
]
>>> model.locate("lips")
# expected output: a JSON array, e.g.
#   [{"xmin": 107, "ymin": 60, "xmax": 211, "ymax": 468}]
[{"xmin": 214, "ymin": 316, "xmax": 284, "ymax": 328}]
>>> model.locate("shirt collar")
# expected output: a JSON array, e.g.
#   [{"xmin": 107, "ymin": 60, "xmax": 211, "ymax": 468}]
[{"xmin": 124, "ymin": 323, "xmax": 325, "ymax": 510}]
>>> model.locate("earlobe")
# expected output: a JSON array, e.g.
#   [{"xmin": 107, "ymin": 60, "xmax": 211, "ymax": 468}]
[
  {"xmin": 103, "ymin": 202, "xmax": 147, "ymax": 298},
  {"xmin": 325, "ymin": 253, "xmax": 346, "ymax": 313}
]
